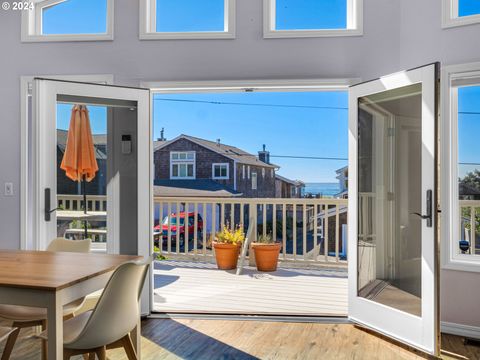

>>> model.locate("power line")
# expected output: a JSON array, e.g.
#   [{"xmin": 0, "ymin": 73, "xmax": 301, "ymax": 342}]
[
  {"xmin": 271, "ymin": 155, "xmax": 347, "ymax": 161},
  {"xmin": 459, "ymin": 111, "xmax": 480, "ymax": 115},
  {"xmin": 154, "ymin": 97, "xmax": 348, "ymax": 111},
  {"xmin": 459, "ymin": 162, "xmax": 480, "ymax": 166}
]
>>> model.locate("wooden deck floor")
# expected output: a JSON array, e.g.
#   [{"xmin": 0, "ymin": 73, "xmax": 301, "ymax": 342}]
[
  {"xmin": 2, "ymin": 317, "xmax": 479, "ymax": 360},
  {"xmin": 153, "ymin": 260, "xmax": 348, "ymax": 315}
]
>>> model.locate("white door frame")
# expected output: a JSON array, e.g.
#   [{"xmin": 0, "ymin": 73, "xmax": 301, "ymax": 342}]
[
  {"xmin": 20, "ymin": 74, "xmax": 114, "ymax": 251},
  {"xmin": 32, "ymin": 78, "xmax": 152, "ymax": 315},
  {"xmin": 348, "ymin": 63, "xmax": 440, "ymax": 355}
]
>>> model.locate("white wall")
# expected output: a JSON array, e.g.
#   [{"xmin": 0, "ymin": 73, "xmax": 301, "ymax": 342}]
[
  {"xmin": 398, "ymin": 0, "xmax": 480, "ymax": 330},
  {"xmin": 0, "ymin": 0, "xmax": 479, "ymax": 329}
]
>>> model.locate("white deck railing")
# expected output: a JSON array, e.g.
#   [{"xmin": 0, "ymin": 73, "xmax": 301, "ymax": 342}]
[
  {"xmin": 154, "ymin": 197, "xmax": 348, "ymax": 266},
  {"xmin": 460, "ymin": 200, "xmax": 480, "ymax": 255},
  {"xmin": 57, "ymin": 194, "xmax": 107, "ymax": 212}
]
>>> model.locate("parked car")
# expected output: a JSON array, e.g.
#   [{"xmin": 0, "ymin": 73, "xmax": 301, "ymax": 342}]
[{"xmin": 154, "ymin": 212, "xmax": 203, "ymax": 246}]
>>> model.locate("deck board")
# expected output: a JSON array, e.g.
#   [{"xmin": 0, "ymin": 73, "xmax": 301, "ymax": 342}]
[{"xmin": 154, "ymin": 260, "xmax": 348, "ymax": 315}]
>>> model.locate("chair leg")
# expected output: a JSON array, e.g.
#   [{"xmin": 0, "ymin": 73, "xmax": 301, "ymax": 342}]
[
  {"xmin": 63, "ymin": 348, "xmax": 72, "ymax": 360},
  {"xmin": 121, "ymin": 334, "xmax": 138, "ymax": 360},
  {"xmin": 1, "ymin": 327, "xmax": 20, "ymax": 360},
  {"xmin": 88, "ymin": 353, "xmax": 96, "ymax": 360},
  {"xmin": 95, "ymin": 346, "xmax": 106, "ymax": 360},
  {"xmin": 41, "ymin": 320, "xmax": 47, "ymax": 360}
]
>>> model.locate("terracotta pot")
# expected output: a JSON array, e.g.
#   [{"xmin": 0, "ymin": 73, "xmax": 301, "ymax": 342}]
[
  {"xmin": 252, "ymin": 243, "xmax": 282, "ymax": 272},
  {"xmin": 213, "ymin": 242, "xmax": 241, "ymax": 270}
]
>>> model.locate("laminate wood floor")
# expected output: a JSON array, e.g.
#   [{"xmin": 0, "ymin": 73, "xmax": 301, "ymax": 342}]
[{"xmin": 1, "ymin": 317, "xmax": 479, "ymax": 360}]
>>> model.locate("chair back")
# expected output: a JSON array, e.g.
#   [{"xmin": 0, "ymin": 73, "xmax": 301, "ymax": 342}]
[
  {"xmin": 47, "ymin": 238, "xmax": 91, "ymax": 253},
  {"xmin": 65, "ymin": 256, "xmax": 151, "ymax": 349}
]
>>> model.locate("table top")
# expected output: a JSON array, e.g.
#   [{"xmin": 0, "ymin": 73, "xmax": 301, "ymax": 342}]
[{"xmin": 0, "ymin": 250, "xmax": 141, "ymax": 291}]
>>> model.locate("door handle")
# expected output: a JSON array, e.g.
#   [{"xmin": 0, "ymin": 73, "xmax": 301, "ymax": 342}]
[
  {"xmin": 410, "ymin": 189, "xmax": 433, "ymax": 228},
  {"xmin": 44, "ymin": 188, "xmax": 58, "ymax": 222}
]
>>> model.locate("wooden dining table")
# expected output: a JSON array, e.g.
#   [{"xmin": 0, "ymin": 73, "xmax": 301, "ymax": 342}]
[{"xmin": 0, "ymin": 250, "xmax": 142, "ymax": 360}]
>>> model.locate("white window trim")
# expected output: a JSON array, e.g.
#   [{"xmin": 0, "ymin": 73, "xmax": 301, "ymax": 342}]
[
  {"xmin": 442, "ymin": 0, "xmax": 480, "ymax": 28},
  {"xmin": 139, "ymin": 0, "xmax": 236, "ymax": 40},
  {"xmin": 247, "ymin": 165, "xmax": 251, "ymax": 179},
  {"xmin": 263, "ymin": 0, "xmax": 363, "ymax": 38},
  {"xmin": 242, "ymin": 165, "xmax": 245, "ymax": 179},
  {"xmin": 170, "ymin": 151, "xmax": 196, "ymax": 179},
  {"xmin": 441, "ymin": 62, "xmax": 480, "ymax": 272},
  {"xmin": 21, "ymin": 0, "xmax": 114, "ymax": 42},
  {"xmin": 212, "ymin": 163, "xmax": 229, "ymax": 180},
  {"xmin": 251, "ymin": 172, "xmax": 258, "ymax": 190}
]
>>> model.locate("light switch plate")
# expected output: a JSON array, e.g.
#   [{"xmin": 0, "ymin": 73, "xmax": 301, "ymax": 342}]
[{"xmin": 4, "ymin": 182, "xmax": 13, "ymax": 196}]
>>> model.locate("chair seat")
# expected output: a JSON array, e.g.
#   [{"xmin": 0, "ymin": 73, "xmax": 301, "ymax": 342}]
[
  {"xmin": 0, "ymin": 298, "xmax": 85, "ymax": 322},
  {"xmin": 38, "ymin": 310, "xmax": 91, "ymax": 345}
]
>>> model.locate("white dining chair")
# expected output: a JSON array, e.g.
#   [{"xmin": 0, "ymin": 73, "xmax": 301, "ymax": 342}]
[
  {"xmin": 39, "ymin": 256, "xmax": 151, "ymax": 360},
  {"xmin": 0, "ymin": 238, "xmax": 91, "ymax": 360}
]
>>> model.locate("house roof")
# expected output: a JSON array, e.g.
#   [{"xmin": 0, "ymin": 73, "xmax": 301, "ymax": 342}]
[
  {"xmin": 275, "ymin": 174, "xmax": 305, "ymax": 187},
  {"xmin": 57, "ymin": 130, "xmax": 107, "ymax": 160},
  {"xmin": 154, "ymin": 179, "xmax": 243, "ymax": 198},
  {"xmin": 154, "ymin": 134, "xmax": 278, "ymax": 169}
]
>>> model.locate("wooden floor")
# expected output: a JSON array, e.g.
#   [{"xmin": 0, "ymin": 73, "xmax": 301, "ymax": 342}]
[
  {"xmin": 1, "ymin": 317, "xmax": 479, "ymax": 360},
  {"xmin": 153, "ymin": 260, "xmax": 348, "ymax": 315}
]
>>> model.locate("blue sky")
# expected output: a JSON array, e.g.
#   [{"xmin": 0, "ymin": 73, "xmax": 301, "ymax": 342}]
[
  {"xmin": 276, "ymin": 0, "xmax": 347, "ymax": 30},
  {"xmin": 459, "ymin": 0, "xmax": 480, "ymax": 17},
  {"xmin": 43, "ymin": 0, "xmax": 107, "ymax": 35},
  {"xmin": 153, "ymin": 92, "xmax": 348, "ymax": 183},
  {"xmin": 458, "ymin": 86, "xmax": 480, "ymax": 178}
]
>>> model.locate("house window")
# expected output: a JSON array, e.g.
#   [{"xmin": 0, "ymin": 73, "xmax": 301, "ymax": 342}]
[
  {"xmin": 291, "ymin": 187, "xmax": 297, "ymax": 197},
  {"xmin": 442, "ymin": 62, "xmax": 480, "ymax": 272},
  {"xmin": 271, "ymin": 169, "xmax": 274, "ymax": 178},
  {"xmin": 242, "ymin": 165, "xmax": 245, "ymax": 179},
  {"xmin": 170, "ymin": 151, "xmax": 195, "ymax": 179},
  {"xmin": 212, "ymin": 163, "xmax": 229, "ymax": 180},
  {"xmin": 140, "ymin": 0, "xmax": 236, "ymax": 40},
  {"xmin": 21, "ymin": 0, "xmax": 114, "ymax": 42},
  {"xmin": 248, "ymin": 166, "xmax": 251, "ymax": 179},
  {"xmin": 262, "ymin": 168, "xmax": 266, "ymax": 178},
  {"xmin": 252, "ymin": 172, "xmax": 258, "ymax": 190},
  {"xmin": 442, "ymin": 0, "xmax": 480, "ymax": 28},
  {"xmin": 263, "ymin": 0, "xmax": 363, "ymax": 38}
]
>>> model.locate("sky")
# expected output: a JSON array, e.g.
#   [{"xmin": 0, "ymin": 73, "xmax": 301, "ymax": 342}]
[
  {"xmin": 153, "ymin": 92, "xmax": 348, "ymax": 183},
  {"xmin": 459, "ymin": 0, "xmax": 480, "ymax": 17},
  {"xmin": 458, "ymin": 85, "xmax": 480, "ymax": 179}
]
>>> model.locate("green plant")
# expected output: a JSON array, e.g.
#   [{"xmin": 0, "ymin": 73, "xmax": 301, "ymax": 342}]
[
  {"xmin": 153, "ymin": 246, "xmax": 166, "ymax": 260},
  {"xmin": 215, "ymin": 224, "xmax": 245, "ymax": 245},
  {"xmin": 256, "ymin": 233, "xmax": 274, "ymax": 244}
]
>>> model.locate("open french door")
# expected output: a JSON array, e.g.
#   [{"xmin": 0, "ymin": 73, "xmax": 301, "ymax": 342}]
[
  {"xmin": 348, "ymin": 63, "xmax": 440, "ymax": 355},
  {"xmin": 32, "ymin": 78, "xmax": 152, "ymax": 314}
]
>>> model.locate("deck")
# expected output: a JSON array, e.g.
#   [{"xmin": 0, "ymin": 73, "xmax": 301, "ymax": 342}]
[{"xmin": 153, "ymin": 260, "xmax": 348, "ymax": 316}]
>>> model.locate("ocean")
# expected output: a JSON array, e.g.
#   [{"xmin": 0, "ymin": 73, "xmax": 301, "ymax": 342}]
[{"xmin": 303, "ymin": 182, "xmax": 341, "ymax": 197}]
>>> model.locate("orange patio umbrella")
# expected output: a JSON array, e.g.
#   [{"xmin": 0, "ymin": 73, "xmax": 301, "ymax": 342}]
[{"xmin": 60, "ymin": 104, "xmax": 99, "ymax": 238}]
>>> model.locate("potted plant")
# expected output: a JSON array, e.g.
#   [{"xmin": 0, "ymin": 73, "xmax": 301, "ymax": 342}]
[
  {"xmin": 252, "ymin": 234, "xmax": 281, "ymax": 272},
  {"xmin": 213, "ymin": 224, "xmax": 245, "ymax": 270}
]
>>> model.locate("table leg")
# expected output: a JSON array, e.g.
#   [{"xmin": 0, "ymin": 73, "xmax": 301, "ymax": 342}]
[{"xmin": 47, "ymin": 291, "xmax": 63, "ymax": 360}]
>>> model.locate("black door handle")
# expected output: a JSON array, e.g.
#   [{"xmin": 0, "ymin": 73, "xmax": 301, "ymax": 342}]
[
  {"xmin": 44, "ymin": 188, "xmax": 58, "ymax": 222},
  {"xmin": 410, "ymin": 189, "xmax": 432, "ymax": 227}
]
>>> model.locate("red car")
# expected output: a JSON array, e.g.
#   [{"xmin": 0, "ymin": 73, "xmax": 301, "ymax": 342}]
[{"xmin": 154, "ymin": 212, "xmax": 203, "ymax": 244}]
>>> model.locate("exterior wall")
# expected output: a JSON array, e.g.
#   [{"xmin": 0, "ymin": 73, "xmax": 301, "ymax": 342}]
[
  {"xmin": 236, "ymin": 163, "xmax": 275, "ymax": 198},
  {"xmin": 154, "ymin": 139, "xmax": 235, "ymax": 189}
]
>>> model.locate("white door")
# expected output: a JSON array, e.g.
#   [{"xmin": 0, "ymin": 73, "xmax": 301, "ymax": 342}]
[
  {"xmin": 32, "ymin": 78, "xmax": 152, "ymax": 314},
  {"xmin": 348, "ymin": 63, "xmax": 439, "ymax": 355}
]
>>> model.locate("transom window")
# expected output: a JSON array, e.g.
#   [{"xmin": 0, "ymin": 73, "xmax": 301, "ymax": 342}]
[
  {"xmin": 442, "ymin": 0, "xmax": 480, "ymax": 28},
  {"xmin": 170, "ymin": 151, "xmax": 195, "ymax": 179},
  {"xmin": 21, "ymin": 0, "xmax": 114, "ymax": 42},
  {"xmin": 212, "ymin": 163, "xmax": 229, "ymax": 179},
  {"xmin": 263, "ymin": 0, "xmax": 363, "ymax": 38},
  {"xmin": 140, "ymin": 0, "xmax": 236, "ymax": 40}
]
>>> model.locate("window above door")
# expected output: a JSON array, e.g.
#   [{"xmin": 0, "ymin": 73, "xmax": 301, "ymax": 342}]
[
  {"xmin": 263, "ymin": 0, "xmax": 363, "ymax": 38},
  {"xmin": 21, "ymin": 0, "xmax": 114, "ymax": 42},
  {"xmin": 140, "ymin": 0, "xmax": 236, "ymax": 40},
  {"xmin": 442, "ymin": 0, "xmax": 480, "ymax": 28}
]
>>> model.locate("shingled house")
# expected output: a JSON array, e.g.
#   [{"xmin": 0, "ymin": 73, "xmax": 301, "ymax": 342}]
[{"xmin": 153, "ymin": 135, "xmax": 278, "ymax": 198}]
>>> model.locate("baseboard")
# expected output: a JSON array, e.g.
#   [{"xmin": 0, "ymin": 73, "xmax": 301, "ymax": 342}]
[{"xmin": 441, "ymin": 321, "xmax": 480, "ymax": 339}]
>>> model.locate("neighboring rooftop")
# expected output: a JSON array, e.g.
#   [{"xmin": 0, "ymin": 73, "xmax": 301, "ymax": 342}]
[
  {"xmin": 154, "ymin": 134, "xmax": 278, "ymax": 169},
  {"xmin": 275, "ymin": 174, "xmax": 305, "ymax": 187},
  {"xmin": 154, "ymin": 179, "xmax": 242, "ymax": 198}
]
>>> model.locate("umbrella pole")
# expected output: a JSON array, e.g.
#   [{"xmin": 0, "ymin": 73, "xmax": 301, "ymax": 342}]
[{"xmin": 83, "ymin": 175, "xmax": 88, "ymax": 239}]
